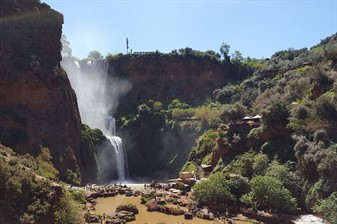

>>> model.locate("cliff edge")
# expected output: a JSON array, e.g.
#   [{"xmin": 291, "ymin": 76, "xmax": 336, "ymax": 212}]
[{"xmin": 0, "ymin": 0, "xmax": 83, "ymax": 180}]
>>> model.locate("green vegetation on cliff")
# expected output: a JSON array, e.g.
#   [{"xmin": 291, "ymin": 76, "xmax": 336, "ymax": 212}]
[
  {"xmin": 181, "ymin": 33, "xmax": 337, "ymax": 221},
  {"xmin": 0, "ymin": 145, "xmax": 84, "ymax": 224}
]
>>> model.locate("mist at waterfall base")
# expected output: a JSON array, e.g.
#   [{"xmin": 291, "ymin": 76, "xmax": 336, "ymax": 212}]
[{"xmin": 61, "ymin": 59, "xmax": 132, "ymax": 183}]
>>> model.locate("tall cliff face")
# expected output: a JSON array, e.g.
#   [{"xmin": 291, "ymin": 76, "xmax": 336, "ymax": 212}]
[
  {"xmin": 0, "ymin": 0, "xmax": 82, "ymax": 180},
  {"xmin": 107, "ymin": 54, "xmax": 232, "ymax": 110}
]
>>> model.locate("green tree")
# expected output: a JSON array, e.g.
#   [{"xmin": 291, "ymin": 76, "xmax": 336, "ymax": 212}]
[
  {"xmin": 265, "ymin": 161, "xmax": 303, "ymax": 201},
  {"xmin": 314, "ymin": 192, "xmax": 337, "ymax": 224},
  {"xmin": 231, "ymin": 50, "xmax": 244, "ymax": 64},
  {"xmin": 252, "ymin": 153, "xmax": 269, "ymax": 176},
  {"xmin": 192, "ymin": 172, "xmax": 236, "ymax": 205},
  {"xmin": 220, "ymin": 42, "xmax": 230, "ymax": 61},
  {"xmin": 168, "ymin": 98, "xmax": 190, "ymax": 110},
  {"xmin": 223, "ymin": 151, "xmax": 255, "ymax": 178},
  {"xmin": 220, "ymin": 103, "xmax": 247, "ymax": 123},
  {"xmin": 87, "ymin": 50, "xmax": 103, "ymax": 60},
  {"xmin": 241, "ymin": 176, "xmax": 297, "ymax": 213},
  {"xmin": 314, "ymin": 93, "xmax": 337, "ymax": 121},
  {"xmin": 261, "ymin": 102, "xmax": 290, "ymax": 128},
  {"xmin": 61, "ymin": 34, "xmax": 72, "ymax": 57}
]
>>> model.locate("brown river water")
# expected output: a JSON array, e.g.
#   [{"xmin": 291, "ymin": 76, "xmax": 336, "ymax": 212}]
[{"xmin": 95, "ymin": 195, "xmax": 252, "ymax": 224}]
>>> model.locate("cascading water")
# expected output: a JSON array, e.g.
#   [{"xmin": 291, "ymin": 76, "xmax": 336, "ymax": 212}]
[
  {"xmin": 106, "ymin": 117, "xmax": 128, "ymax": 181},
  {"xmin": 61, "ymin": 58, "xmax": 131, "ymax": 182}
]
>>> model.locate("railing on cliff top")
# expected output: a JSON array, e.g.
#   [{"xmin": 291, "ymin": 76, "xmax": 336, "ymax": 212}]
[{"xmin": 132, "ymin": 51, "xmax": 156, "ymax": 55}]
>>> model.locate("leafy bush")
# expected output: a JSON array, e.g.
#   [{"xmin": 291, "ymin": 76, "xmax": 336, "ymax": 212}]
[
  {"xmin": 181, "ymin": 161, "xmax": 196, "ymax": 172},
  {"xmin": 106, "ymin": 52, "xmax": 124, "ymax": 60},
  {"xmin": 261, "ymin": 102, "xmax": 290, "ymax": 128},
  {"xmin": 323, "ymin": 42, "xmax": 337, "ymax": 61},
  {"xmin": 168, "ymin": 98, "xmax": 190, "ymax": 110},
  {"xmin": 192, "ymin": 172, "xmax": 236, "ymax": 205},
  {"xmin": 70, "ymin": 190, "xmax": 86, "ymax": 204},
  {"xmin": 314, "ymin": 192, "xmax": 337, "ymax": 224},
  {"xmin": 291, "ymin": 104, "xmax": 310, "ymax": 120},
  {"xmin": 313, "ymin": 92, "xmax": 337, "ymax": 121},
  {"xmin": 241, "ymin": 175, "xmax": 297, "ymax": 213},
  {"xmin": 252, "ymin": 153, "xmax": 269, "ymax": 176},
  {"xmin": 189, "ymin": 130, "xmax": 219, "ymax": 162},
  {"xmin": 80, "ymin": 124, "xmax": 105, "ymax": 182},
  {"xmin": 224, "ymin": 175, "xmax": 250, "ymax": 200},
  {"xmin": 220, "ymin": 103, "xmax": 247, "ymax": 123},
  {"xmin": 54, "ymin": 191, "xmax": 82, "ymax": 224},
  {"xmin": 304, "ymin": 179, "xmax": 336, "ymax": 210},
  {"xmin": 265, "ymin": 161, "xmax": 303, "ymax": 202},
  {"xmin": 171, "ymin": 108, "xmax": 195, "ymax": 119},
  {"xmin": 65, "ymin": 169, "xmax": 80, "ymax": 186},
  {"xmin": 81, "ymin": 124, "xmax": 105, "ymax": 144},
  {"xmin": 36, "ymin": 147, "xmax": 59, "ymax": 179},
  {"xmin": 0, "ymin": 147, "xmax": 53, "ymax": 223},
  {"xmin": 223, "ymin": 151, "xmax": 255, "ymax": 178},
  {"xmin": 194, "ymin": 106, "xmax": 222, "ymax": 128}
]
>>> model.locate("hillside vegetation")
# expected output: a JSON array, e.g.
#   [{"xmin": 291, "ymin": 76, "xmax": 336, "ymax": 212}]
[
  {"xmin": 183, "ymin": 34, "xmax": 337, "ymax": 218},
  {"xmin": 0, "ymin": 145, "xmax": 85, "ymax": 223},
  {"xmin": 113, "ymin": 34, "xmax": 337, "ymax": 220}
]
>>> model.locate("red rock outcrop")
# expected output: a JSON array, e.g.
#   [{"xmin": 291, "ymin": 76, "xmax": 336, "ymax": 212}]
[
  {"xmin": 0, "ymin": 0, "xmax": 82, "ymax": 180},
  {"xmin": 108, "ymin": 54, "xmax": 232, "ymax": 107}
]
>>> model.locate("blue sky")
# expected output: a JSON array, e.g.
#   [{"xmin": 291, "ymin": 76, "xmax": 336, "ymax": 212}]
[{"xmin": 42, "ymin": 0, "xmax": 337, "ymax": 59}]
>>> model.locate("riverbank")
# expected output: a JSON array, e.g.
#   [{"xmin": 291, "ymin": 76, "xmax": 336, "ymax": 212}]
[
  {"xmin": 83, "ymin": 183, "xmax": 254, "ymax": 224},
  {"xmin": 82, "ymin": 183, "xmax": 326, "ymax": 224}
]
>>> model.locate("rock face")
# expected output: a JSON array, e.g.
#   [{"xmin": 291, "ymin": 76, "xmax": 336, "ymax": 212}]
[
  {"xmin": 0, "ymin": 0, "xmax": 82, "ymax": 180},
  {"xmin": 108, "ymin": 54, "xmax": 233, "ymax": 108}
]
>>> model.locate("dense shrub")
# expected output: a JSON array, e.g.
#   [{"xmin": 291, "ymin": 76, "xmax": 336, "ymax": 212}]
[
  {"xmin": 313, "ymin": 93, "xmax": 337, "ymax": 121},
  {"xmin": 192, "ymin": 172, "xmax": 236, "ymax": 205},
  {"xmin": 194, "ymin": 106, "xmax": 222, "ymax": 128},
  {"xmin": 80, "ymin": 124, "xmax": 105, "ymax": 182},
  {"xmin": 265, "ymin": 161, "xmax": 303, "ymax": 202},
  {"xmin": 261, "ymin": 102, "xmax": 290, "ymax": 128},
  {"xmin": 241, "ymin": 176, "xmax": 297, "ymax": 213},
  {"xmin": 314, "ymin": 192, "xmax": 337, "ymax": 224},
  {"xmin": 36, "ymin": 147, "xmax": 59, "ymax": 179},
  {"xmin": 220, "ymin": 103, "xmax": 247, "ymax": 123},
  {"xmin": 252, "ymin": 153, "xmax": 269, "ymax": 176},
  {"xmin": 223, "ymin": 151, "xmax": 255, "ymax": 178},
  {"xmin": 171, "ymin": 108, "xmax": 195, "ymax": 119},
  {"xmin": 168, "ymin": 98, "xmax": 190, "ymax": 110},
  {"xmin": 0, "ymin": 146, "xmax": 53, "ymax": 223},
  {"xmin": 54, "ymin": 191, "xmax": 82, "ymax": 224},
  {"xmin": 189, "ymin": 130, "xmax": 219, "ymax": 163},
  {"xmin": 291, "ymin": 104, "xmax": 310, "ymax": 120}
]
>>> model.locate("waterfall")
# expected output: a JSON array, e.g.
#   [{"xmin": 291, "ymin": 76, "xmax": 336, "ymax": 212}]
[
  {"xmin": 61, "ymin": 58, "xmax": 130, "ymax": 182},
  {"xmin": 106, "ymin": 116, "xmax": 128, "ymax": 181}
]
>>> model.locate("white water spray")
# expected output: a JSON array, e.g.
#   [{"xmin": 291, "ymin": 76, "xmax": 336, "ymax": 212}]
[
  {"xmin": 106, "ymin": 116, "xmax": 128, "ymax": 180},
  {"xmin": 61, "ymin": 58, "xmax": 131, "ymax": 181}
]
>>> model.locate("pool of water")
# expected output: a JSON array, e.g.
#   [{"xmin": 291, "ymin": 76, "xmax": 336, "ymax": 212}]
[{"xmin": 95, "ymin": 195, "xmax": 250, "ymax": 224}]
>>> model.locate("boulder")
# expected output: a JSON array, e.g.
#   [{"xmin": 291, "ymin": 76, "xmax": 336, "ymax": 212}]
[
  {"xmin": 106, "ymin": 211, "xmax": 136, "ymax": 224},
  {"xmin": 184, "ymin": 212, "xmax": 193, "ymax": 219}
]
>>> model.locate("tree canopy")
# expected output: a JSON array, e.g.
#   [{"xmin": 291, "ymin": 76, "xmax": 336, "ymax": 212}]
[
  {"xmin": 87, "ymin": 50, "xmax": 103, "ymax": 60},
  {"xmin": 241, "ymin": 175, "xmax": 297, "ymax": 213}
]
